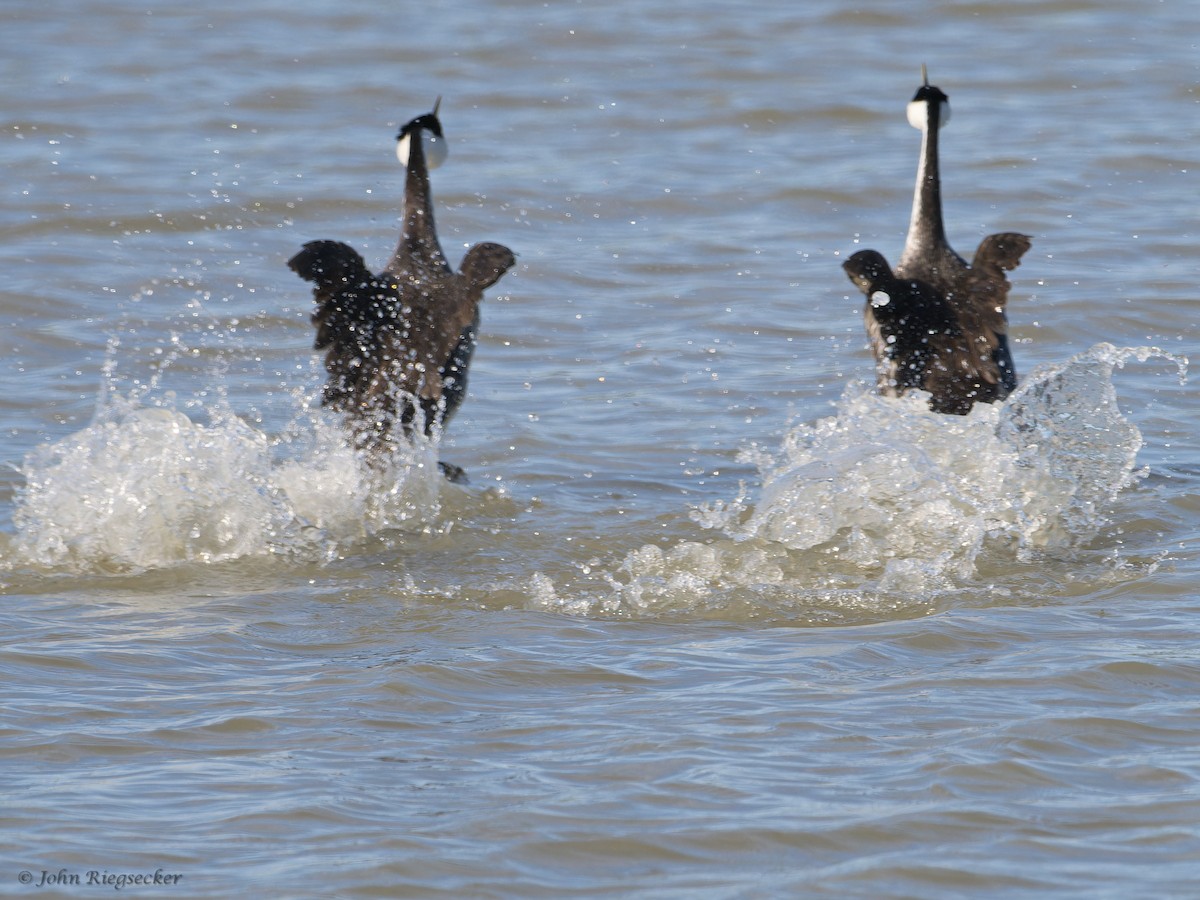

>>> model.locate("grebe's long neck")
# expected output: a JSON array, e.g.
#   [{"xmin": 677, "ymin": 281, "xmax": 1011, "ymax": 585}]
[
  {"xmin": 900, "ymin": 95, "xmax": 950, "ymax": 274},
  {"xmin": 399, "ymin": 133, "xmax": 447, "ymax": 271}
]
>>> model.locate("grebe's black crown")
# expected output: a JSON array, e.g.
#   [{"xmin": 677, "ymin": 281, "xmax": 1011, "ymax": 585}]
[
  {"xmin": 397, "ymin": 97, "xmax": 444, "ymax": 142},
  {"xmin": 911, "ymin": 82, "xmax": 949, "ymax": 106},
  {"xmin": 911, "ymin": 66, "xmax": 948, "ymax": 106}
]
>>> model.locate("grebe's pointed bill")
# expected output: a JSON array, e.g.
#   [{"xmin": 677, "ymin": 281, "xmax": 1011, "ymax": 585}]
[
  {"xmin": 906, "ymin": 68, "xmax": 951, "ymax": 131},
  {"xmin": 395, "ymin": 98, "xmax": 449, "ymax": 169}
]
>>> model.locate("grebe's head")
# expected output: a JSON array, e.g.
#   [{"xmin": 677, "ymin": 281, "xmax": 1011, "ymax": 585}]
[
  {"xmin": 906, "ymin": 65, "xmax": 951, "ymax": 131},
  {"xmin": 396, "ymin": 97, "xmax": 447, "ymax": 169}
]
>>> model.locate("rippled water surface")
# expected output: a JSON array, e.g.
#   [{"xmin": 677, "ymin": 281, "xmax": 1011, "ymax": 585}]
[{"xmin": 3, "ymin": 0, "xmax": 1199, "ymax": 896}]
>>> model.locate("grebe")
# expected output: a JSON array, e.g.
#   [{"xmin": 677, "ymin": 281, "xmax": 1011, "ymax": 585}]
[
  {"xmin": 289, "ymin": 100, "xmax": 515, "ymax": 480},
  {"xmin": 844, "ymin": 68, "xmax": 1030, "ymax": 414}
]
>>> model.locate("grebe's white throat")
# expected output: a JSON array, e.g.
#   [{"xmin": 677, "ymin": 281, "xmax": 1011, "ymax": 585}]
[
  {"xmin": 396, "ymin": 128, "xmax": 447, "ymax": 169},
  {"xmin": 906, "ymin": 97, "xmax": 951, "ymax": 131}
]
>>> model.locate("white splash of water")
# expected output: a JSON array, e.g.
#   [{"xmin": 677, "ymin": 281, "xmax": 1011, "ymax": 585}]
[
  {"xmin": 531, "ymin": 343, "xmax": 1186, "ymax": 619},
  {"xmin": 11, "ymin": 387, "xmax": 446, "ymax": 573},
  {"xmin": 727, "ymin": 343, "xmax": 1183, "ymax": 575}
]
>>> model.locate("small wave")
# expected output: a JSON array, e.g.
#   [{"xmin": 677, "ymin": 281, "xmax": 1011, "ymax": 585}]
[{"xmin": 531, "ymin": 343, "xmax": 1186, "ymax": 619}]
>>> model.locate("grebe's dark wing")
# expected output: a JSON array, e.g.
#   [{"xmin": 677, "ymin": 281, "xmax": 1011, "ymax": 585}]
[
  {"xmin": 288, "ymin": 240, "xmax": 383, "ymax": 351},
  {"xmin": 965, "ymin": 231, "xmax": 1031, "ymax": 340}
]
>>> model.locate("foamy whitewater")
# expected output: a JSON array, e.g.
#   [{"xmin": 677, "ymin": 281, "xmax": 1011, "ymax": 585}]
[
  {"xmin": 7, "ymin": 342, "xmax": 1185, "ymax": 620},
  {"xmin": 10, "ymin": 367, "xmax": 447, "ymax": 573},
  {"xmin": 531, "ymin": 344, "xmax": 1186, "ymax": 618}
]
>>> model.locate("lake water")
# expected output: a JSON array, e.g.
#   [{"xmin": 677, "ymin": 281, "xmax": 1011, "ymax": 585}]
[{"xmin": 2, "ymin": 0, "xmax": 1199, "ymax": 896}]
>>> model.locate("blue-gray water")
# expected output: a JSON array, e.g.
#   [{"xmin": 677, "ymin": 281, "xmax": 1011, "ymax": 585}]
[{"xmin": 2, "ymin": 0, "xmax": 1198, "ymax": 897}]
